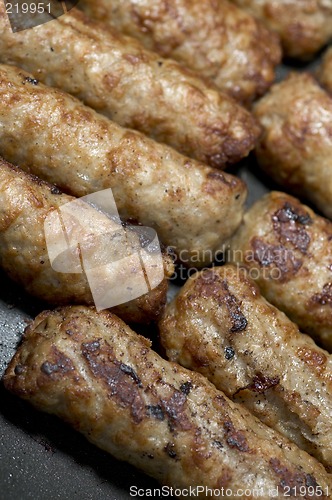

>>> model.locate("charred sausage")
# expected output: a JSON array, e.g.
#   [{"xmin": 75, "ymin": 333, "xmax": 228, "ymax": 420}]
[
  {"xmin": 4, "ymin": 305, "xmax": 332, "ymax": 498},
  {"xmin": 159, "ymin": 264, "xmax": 332, "ymax": 470},
  {"xmin": 224, "ymin": 192, "xmax": 332, "ymax": 352}
]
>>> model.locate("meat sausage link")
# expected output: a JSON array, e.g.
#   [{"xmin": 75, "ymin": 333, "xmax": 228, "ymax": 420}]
[
  {"xmin": 317, "ymin": 46, "xmax": 332, "ymax": 94},
  {"xmin": 0, "ymin": 64, "xmax": 246, "ymax": 267},
  {"xmin": 253, "ymin": 72, "xmax": 332, "ymax": 220},
  {"xmin": 0, "ymin": 158, "xmax": 173, "ymax": 323},
  {"xmin": 4, "ymin": 305, "xmax": 332, "ymax": 498},
  {"xmin": 78, "ymin": 0, "xmax": 281, "ymax": 104},
  {"xmin": 230, "ymin": 0, "xmax": 332, "ymax": 59},
  {"xmin": 224, "ymin": 191, "xmax": 332, "ymax": 352},
  {"xmin": 0, "ymin": 5, "xmax": 260, "ymax": 168},
  {"xmin": 159, "ymin": 264, "xmax": 332, "ymax": 470}
]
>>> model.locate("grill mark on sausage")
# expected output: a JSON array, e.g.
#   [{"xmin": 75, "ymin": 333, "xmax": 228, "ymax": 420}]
[
  {"xmin": 194, "ymin": 270, "xmax": 247, "ymax": 333},
  {"xmin": 269, "ymin": 458, "xmax": 325, "ymax": 498},
  {"xmin": 272, "ymin": 202, "xmax": 312, "ymax": 253},
  {"xmin": 81, "ymin": 339, "xmax": 145, "ymax": 423},
  {"xmin": 160, "ymin": 389, "xmax": 192, "ymax": 431},
  {"xmin": 40, "ymin": 347, "xmax": 75, "ymax": 376},
  {"xmin": 223, "ymin": 420, "xmax": 250, "ymax": 453},
  {"xmin": 246, "ymin": 373, "xmax": 280, "ymax": 393},
  {"xmin": 146, "ymin": 405, "xmax": 165, "ymax": 421},
  {"xmin": 251, "ymin": 238, "xmax": 302, "ymax": 281}
]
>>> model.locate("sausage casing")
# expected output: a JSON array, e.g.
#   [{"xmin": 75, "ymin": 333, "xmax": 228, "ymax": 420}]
[
  {"xmin": 230, "ymin": 0, "xmax": 332, "ymax": 59},
  {"xmin": 0, "ymin": 6, "xmax": 259, "ymax": 168},
  {"xmin": 78, "ymin": 0, "xmax": 281, "ymax": 104},
  {"xmin": 225, "ymin": 192, "xmax": 332, "ymax": 352},
  {"xmin": 0, "ymin": 64, "xmax": 246, "ymax": 267},
  {"xmin": 0, "ymin": 158, "xmax": 173, "ymax": 323},
  {"xmin": 3, "ymin": 305, "xmax": 332, "ymax": 497},
  {"xmin": 253, "ymin": 73, "xmax": 332, "ymax": 220},
  {"xmin": 159, "ymin": 264, "xmax": 332, "ymax": 470}
]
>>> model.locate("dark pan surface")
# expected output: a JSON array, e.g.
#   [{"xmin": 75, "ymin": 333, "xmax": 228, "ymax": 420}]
[{"xmin": 0, "ymin": 58, "xmax": 321, "ymax": 499}]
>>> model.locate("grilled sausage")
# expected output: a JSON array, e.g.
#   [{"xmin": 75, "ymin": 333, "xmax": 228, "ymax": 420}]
[
  {"xmin": 0, "ymin": 158, "xmax": 174, "ymax": 323},
  {"xmin": 224, "ymin": 192, "xmax": 332, "ymax": 352},
  {"xmin": 0, "ymin": 64, "xmax": 246, "ymax": 267},
  {"xmin": 0, "ymin": 6, "xmax": 260, "ymax": 168},
  {"xmin": 78, "ymin": 0, "xmax": 281, "ymax": 104},
  {"xmin": 253, "ymin": 72, "xmax": 332, "ymax": 220},
  {"xmin": 159, "ymin": 264, "xmax": 332, "ymax": 470},
  {"xmin": 317, "ymin": 46, "xmax": 332, "ymax": 94},
  {"xmin": 229, "ymin": 0, "xmax": 332, "ymax": 59},
  {"xmin": 4, "ymin": 305, "xmax": 332, "ymax": 498}
]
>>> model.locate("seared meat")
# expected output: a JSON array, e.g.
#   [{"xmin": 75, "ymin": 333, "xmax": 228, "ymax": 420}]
[
  {"xmin": 0, "ymin": 158, "xmax": 173, "ymax": 323},
  {"xmin": 4, "ymin": 306, "xmax": 332, "ymax": 497},
  {"xmin": 225, "ymin": 192, "xmax": 332, "ymax": 352},
  {"xmin": 159, "ymin": 264, "xmax": 332, "ymax": 470},
  {"xmin": 230, "ymin": 0, "xmax": 332, "ymax": 59},
  {"xmin": 0, "ymin": 6, "xmax": 260, "ymax": 168},
  {"xmin": 78, "ymin": 0, "xmax": 281, "ymax": 104},
  {"xmin": 0, "ymin": 64, "xmax": 246, "ymax": 266},
  {"xmin": 253, "ymin": 73, "xmax": 332, "ymax": 220}
]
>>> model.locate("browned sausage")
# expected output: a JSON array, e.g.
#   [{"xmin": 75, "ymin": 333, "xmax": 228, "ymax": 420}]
[
  {"xmin": 230, "ymin": 0, "xmax": 332, "ymax": 59},
  {"xmin": 225, "ymin": 192, "xmax": 332, "ymax": 352},
  {"xmin": 0, "ymin": 5, "xmax": 260, "ymax": 168},
  {"xmin": 0, "ymin": 158, "xmax": 173, "ymax": 323},
  {"xmin": 4, "ymin": 305, "xmax": 332, "ymax": 497},
  {"xmin": 253, "ymin": 72, "xmax": 332, "ymax": 220},
  {"xmin": 78, "ymin": 0, "xmax": 281, "ymax": 104},
  {"xmin": 0, "ymin": 63, "xmax": 247, "ymax": 267},
  {"xmin": 159, "ymin": 264, "xmax": 332, "ymax": 470}
]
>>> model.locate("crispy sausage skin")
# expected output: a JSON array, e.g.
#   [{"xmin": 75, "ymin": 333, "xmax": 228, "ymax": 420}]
[
  {"xmin": 0, "ymin": 64, "xmax": 246, "ymax": 267},
  {"xmin": 253, "ymin": 73, "xmax": 332, "ymax": 220},
  {"xmin": 317, "ymin": 46, "xmax": 332, "ymax": 94},
  {"xmin": 0, "ymin": 158, "xmax": 174, "ymax": 323},
  {"xmin": 78, "ymin": 0, "xmax": 281, "ymax": 104},
  {"xmin": 0, "ymin": 7, "xmax": 260, "ymax": 168},
  {"xmin": 230, "ymin": 0, "xmax": 332, "ymax": 59},
  {"xmin": 225, "ymin": 192, "xmax": 332, "ymax": 352},
  {"xmin": 159, "ymin": 265, "xmax": 332, "ymax": 470},
  {"xmin": 4, "ymin": 306, "xmax": 332, "ymax": 498}
]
